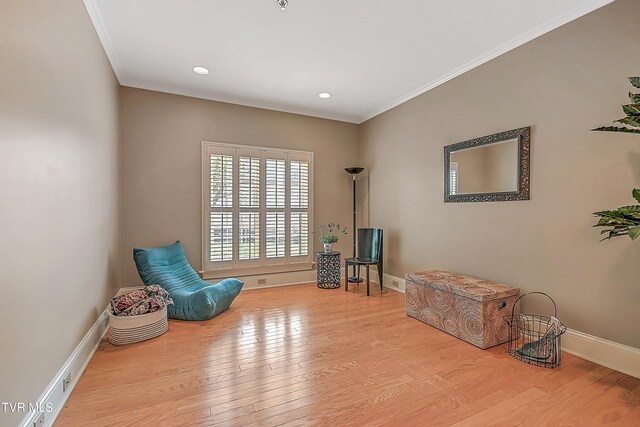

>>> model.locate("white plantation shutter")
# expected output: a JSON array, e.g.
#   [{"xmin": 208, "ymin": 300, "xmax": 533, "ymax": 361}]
[
  {"xmin": 209, "ymin": 153, "xmax": 233, "ymax": 264},
  {"xmin": 238, "ymin": 212, "xmax": 260, "ymax": 260},
  {"xmin": 265, "ymin": 212, "xmax": 285, "ymax": 258},
  {"xmin": 203, "ymin": 143, "xmax": 313, "ymax": 274},
  {"xmin": 211, "ymin": 154, "xmax": 233, "ymax": 208},
  {"xmin": 450, "ymin": 161, "xmax": 458, "ymax": 195},
  {"xmin": 239, "ymin": 156, "xmax": 260, "ymax": 208},
  {"xmin": 289, "ymin": 159, "xmax": 309, "ymax": 257},
  {"xmin": 265, "ymin": 159, "xmax": 285, "ymax": 209},
  {"xmin": 290, "ymin": 160, "xmax": 309, "ymax": 209},
  {"xmin": 238, "ymin": 155, "xmax": 260, "ymax": 261},
  {"xmin": 210, "ymin": 212, "xmax": 233, "ymax": 261},
  {"xmin": 265, "ymin": 158, "xmax": 286, "ymax": 259},
  {"xmin": 290, "ymin": 212, "xmax": 309, "ymax": 257}
]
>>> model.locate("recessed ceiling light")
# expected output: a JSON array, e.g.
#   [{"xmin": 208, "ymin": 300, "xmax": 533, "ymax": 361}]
[
  {"xmin": 318, "ymin": 92, "xmax": 332, "ymax": 99},
  {"xmin": 193, "ymin": 66, "xmax": 209, "ymax": 75}
]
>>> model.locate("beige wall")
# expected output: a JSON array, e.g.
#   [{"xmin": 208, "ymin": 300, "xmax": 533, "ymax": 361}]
[
  {"xmin": 119, "ymin": 88, "xmax": 359, "ymax": 285},
  {"xmin": 0, "ymin": 0, "xmax": 120, "ymax": 425},
  {"xmin": 359, "ymin": 0, "xmax": 640, "ymax": 348}
]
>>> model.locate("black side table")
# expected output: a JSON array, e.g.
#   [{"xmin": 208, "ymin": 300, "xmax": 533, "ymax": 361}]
[{"xmin": 316, "ymin": 251, "xmax": 341, "ymax": 289}]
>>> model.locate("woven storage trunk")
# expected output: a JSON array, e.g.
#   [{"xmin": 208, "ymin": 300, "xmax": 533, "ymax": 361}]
[
  {"xmin": 405, "ymin": 270, "xmax": 519, "ymax": 349},
  {"xmin": 107, "ymin": 290, "xmax": 168, "ymax": 346}
]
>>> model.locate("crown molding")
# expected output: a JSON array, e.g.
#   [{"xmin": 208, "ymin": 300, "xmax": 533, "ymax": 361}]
[{"xmin": 83, "ymin": 0, "xmax": 122, "ymax": 82}]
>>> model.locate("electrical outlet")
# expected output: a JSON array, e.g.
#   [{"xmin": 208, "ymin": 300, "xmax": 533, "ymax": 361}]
[
  {"xmin": 62, "ymin": 372, "xmax": 71, "ymax": 392},
  {"xmin": 392, "ymin": 280, "xmax": 400, "ymax": 287},
  {"xmin": 257, "ymin": 278, "xmax": 267, "ymax": 285},
  {"xmin": 33, "ymin": 412, "xmax": 45, "ymax": 427}
]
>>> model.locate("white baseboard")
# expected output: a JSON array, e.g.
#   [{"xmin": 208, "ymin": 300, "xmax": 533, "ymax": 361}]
[
  {"xmin": 367, "ymin": 268, "xmax": 406, "ymax": 293},
  {"xmin": 18, "ymin": 309, "xmax": 110, "ymax": 427},
  {"xmin": 238, "ymin": 269, "xmax": 319, "ymax": 290},
  {"xmin": 563, "ymin": 329, "xmax": 640, "ymax": 379},
  {"xmin": 238, "ymin": 267, "xmax": 355, "ymax": 290},
  {"xmin": 375, "ymin": 271, "xmax": 640, "ymax": 378}
]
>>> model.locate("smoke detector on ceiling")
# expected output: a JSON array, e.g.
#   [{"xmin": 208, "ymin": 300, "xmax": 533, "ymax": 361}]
[{"xmin": 277, "ymin": 0, "xmax": 288, "ymax": 11}]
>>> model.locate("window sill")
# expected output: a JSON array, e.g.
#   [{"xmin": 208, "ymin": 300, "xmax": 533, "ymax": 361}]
[{"xmin": 200, "ymin": 262, "xmax": 315, "ymax": 280}]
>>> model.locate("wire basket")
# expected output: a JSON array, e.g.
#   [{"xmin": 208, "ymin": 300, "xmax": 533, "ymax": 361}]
[{"xmin": 504, "ymin": 292, "xmax": 567, "ymax": 368}]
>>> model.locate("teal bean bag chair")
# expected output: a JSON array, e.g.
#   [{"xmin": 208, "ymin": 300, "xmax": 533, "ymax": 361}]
[{"xmin": 133, "ymin": 241, "xmax": 243, "ymax": 321}]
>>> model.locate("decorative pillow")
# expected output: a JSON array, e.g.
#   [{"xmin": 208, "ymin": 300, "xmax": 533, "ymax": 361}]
[{"xmin": 110, "ymin": 285, "xmax": 173, "ymax": 317}]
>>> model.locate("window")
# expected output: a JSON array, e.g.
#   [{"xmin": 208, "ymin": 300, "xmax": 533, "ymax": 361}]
[
  {"xmin": 203, "ymin": 142, "xmax": 313, "ymax": 277},
  {"xmin": 449, "ymin": 161, "xmax": 458, "ymax": 195}
]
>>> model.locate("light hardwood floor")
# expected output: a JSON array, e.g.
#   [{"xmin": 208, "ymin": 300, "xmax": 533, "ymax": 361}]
[{"xmin": 56, "ymin": 283, "xmax": 640, "ymax": 426}]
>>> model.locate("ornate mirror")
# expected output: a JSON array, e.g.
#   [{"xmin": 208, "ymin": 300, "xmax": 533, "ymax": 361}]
[{"xmin": 444, "ymin": 127, "xmax": 530, "ymax": 202}]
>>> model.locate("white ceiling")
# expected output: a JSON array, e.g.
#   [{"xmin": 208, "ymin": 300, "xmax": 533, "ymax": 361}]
[{"xmin": 85, "ymin": 0, "xmax": 612, "ymax": 124}]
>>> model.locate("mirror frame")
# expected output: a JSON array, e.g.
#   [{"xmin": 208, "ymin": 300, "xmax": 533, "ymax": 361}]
[{"xmin": 444, "ymin": 126, "xmax": 530, "ymax": 203}]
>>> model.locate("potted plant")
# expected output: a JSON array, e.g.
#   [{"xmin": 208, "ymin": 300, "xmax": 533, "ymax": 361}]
[
  {"xmin": 592, "ymin": 76, "xmax": 640, "ymax": 240},
  {"xmin": 317, "ymin": 223, "xmax": 347, "ymax": 252}
]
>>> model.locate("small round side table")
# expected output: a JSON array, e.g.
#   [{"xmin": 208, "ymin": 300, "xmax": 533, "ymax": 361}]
[{"xmin": 316, "ymin": 251, "xmax": 341, "ymax": 289}]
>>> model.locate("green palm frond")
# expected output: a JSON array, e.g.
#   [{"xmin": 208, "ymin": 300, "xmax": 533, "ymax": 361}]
[
  {"xmin": 591, "ymin": 126, "xmax": 640, "ymax": 134},
  {"xmin": 594, "ymin": 189, "xmax": 640, "ymax": 241},
  {"xmin": 615, "ymin": 116, "xmax": 640, "ymax": 127},
  {"xmin": 593, "ymin": 77, "xmax": 640, "ymax": 133},
  {"xmin": 622, "ymin": 104, "xmax": 640, "ymax": 115}
]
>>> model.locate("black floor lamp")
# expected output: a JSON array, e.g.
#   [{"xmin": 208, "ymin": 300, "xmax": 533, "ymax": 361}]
[{"xmin": 345, "ymin": 167, "xmax": 364, "ymax": 283}]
